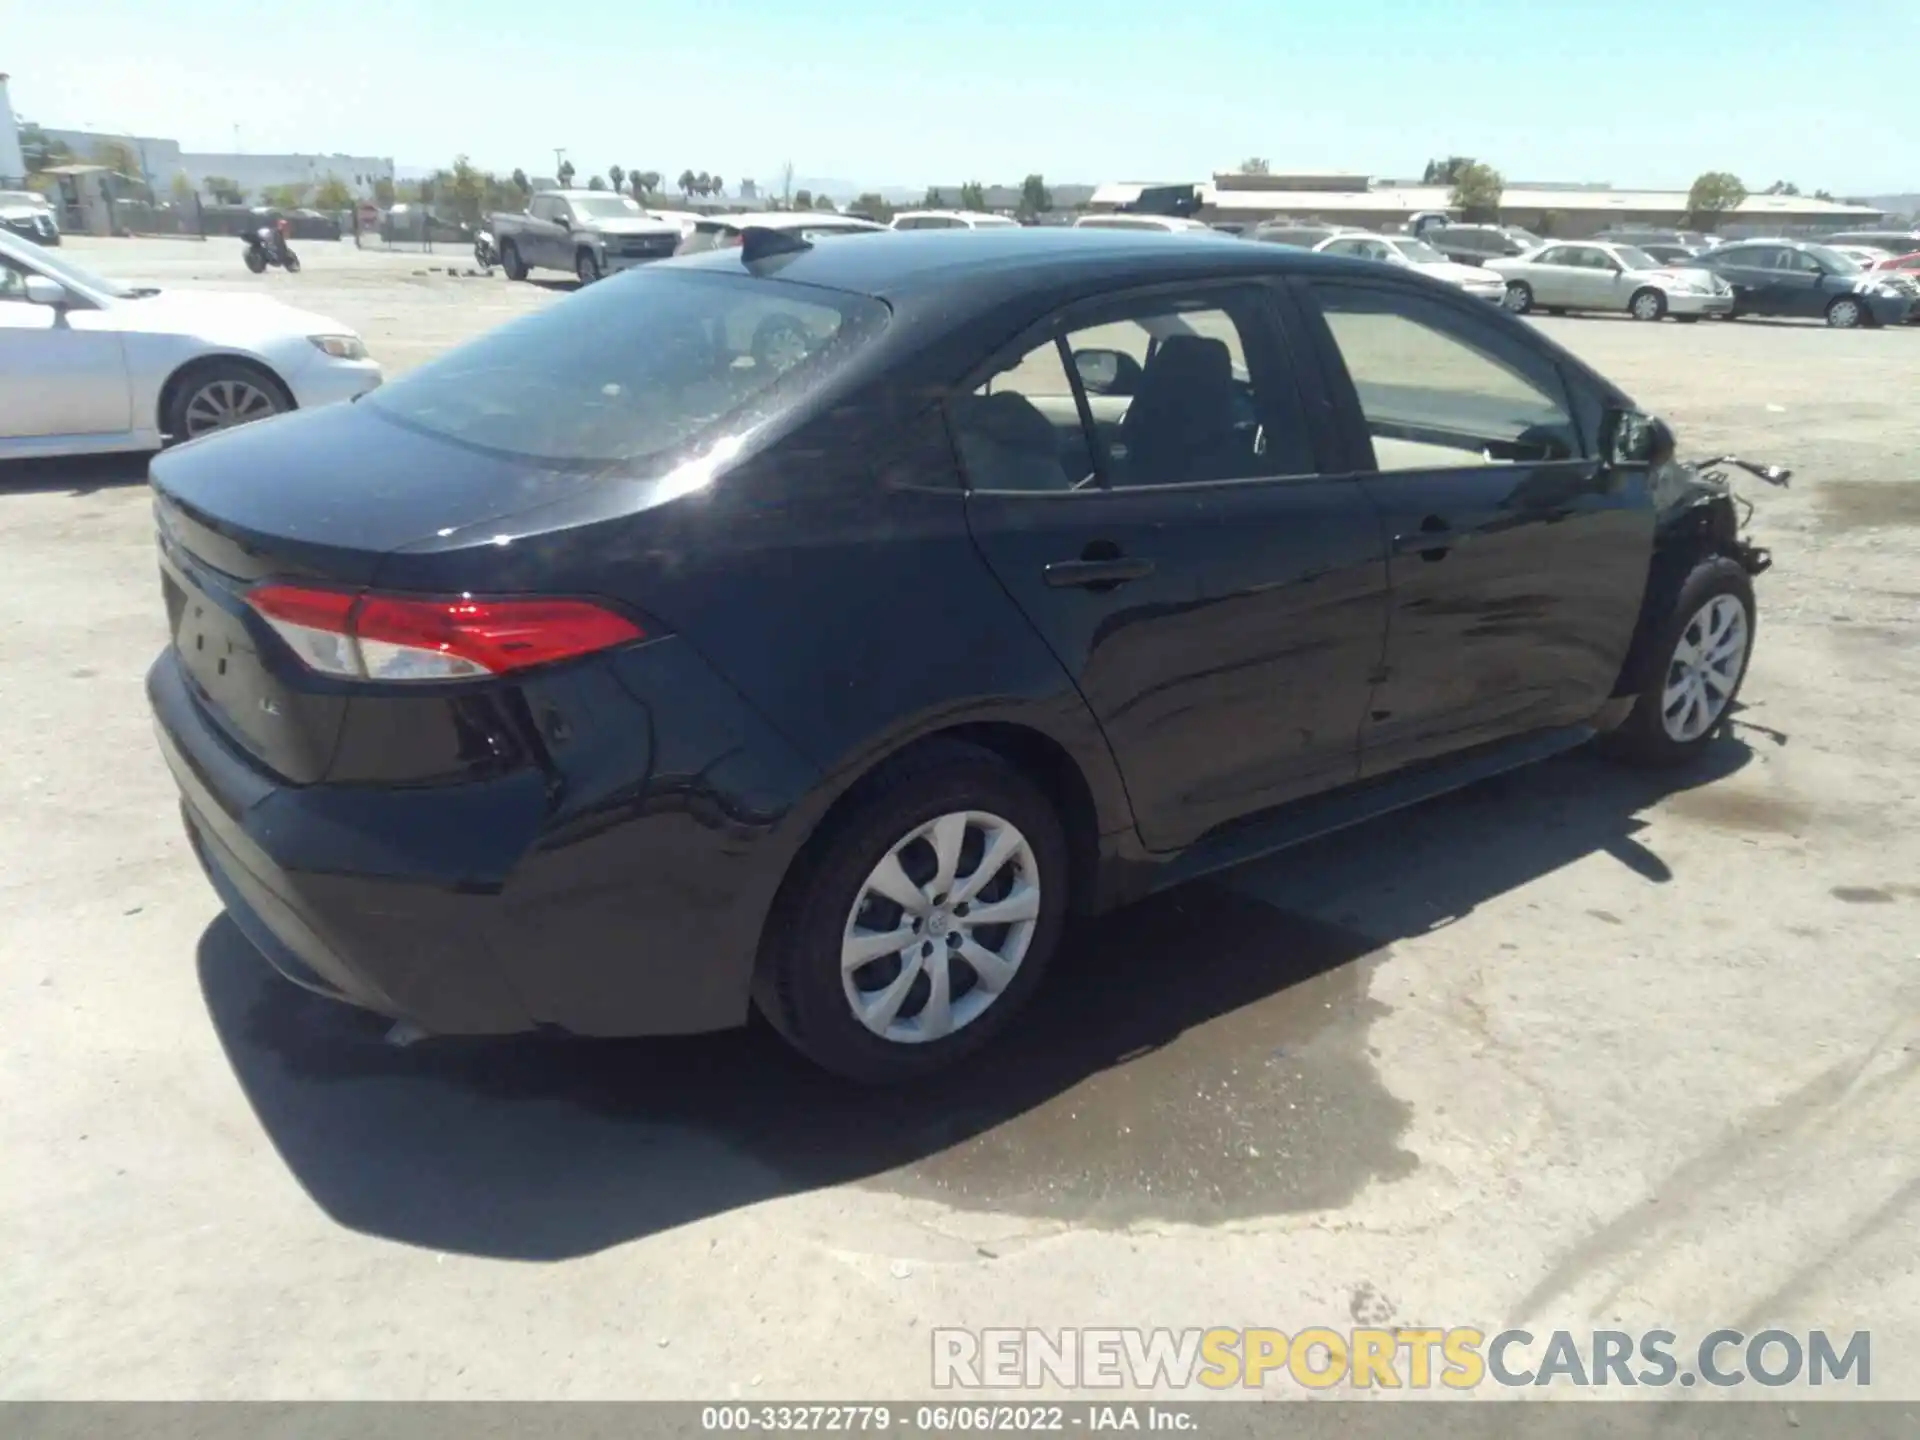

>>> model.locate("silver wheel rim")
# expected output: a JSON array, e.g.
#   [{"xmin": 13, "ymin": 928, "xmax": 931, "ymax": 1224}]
[
  {"xmin": 1504, "ymin": 284, "xmax": 1529, "ymax": 312},
  {"xmin": 841, "ymin": 810, "xmax": 1041, "ymax": 1045},
  {"xmin": 1662, "ymin": 594, "xmax": 1748, "ymax": 743},
  {"xmin": 1633, "ymin": 292, "xmax": 1662, "ymax": 320},
  {"xmin": 1830, "ymin": 300, "xmax": 1859, "ymax": 327},
  {"xmin": 183, "ymin": 378, "xmax": 277, "ymax": 436}
]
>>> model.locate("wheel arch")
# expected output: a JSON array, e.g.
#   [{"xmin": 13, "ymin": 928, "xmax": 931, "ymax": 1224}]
[
  {"xmin": 1611, "ymin": 493, "xmax": 1758, "ymax": 700},
  {"xmin": 157, "ymin": 352, "xmax": 296, "ymax": 439}
]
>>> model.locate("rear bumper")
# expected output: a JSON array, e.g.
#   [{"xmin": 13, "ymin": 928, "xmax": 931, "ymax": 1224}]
[{"xmin": 148, "ymin": 637, "xmax": 820, "ymax": 1038}]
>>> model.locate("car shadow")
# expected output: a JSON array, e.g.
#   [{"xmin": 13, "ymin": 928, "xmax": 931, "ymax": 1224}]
[
  {"xmin": 0, "ymin": 453, "xmax": 151, "ymax": 496},
  {"xmin": 530, "ymin": 278, "xmax": 582, "ymax": 294},
  {"xmin": 199, "ymin": 738, "xmax": 1754, "ymax": 1260}
]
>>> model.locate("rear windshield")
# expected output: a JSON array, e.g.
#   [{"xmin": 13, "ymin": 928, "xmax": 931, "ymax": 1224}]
[{"xmin": 364, "ymin": 269, "xmax": 889, "ymax": 466}]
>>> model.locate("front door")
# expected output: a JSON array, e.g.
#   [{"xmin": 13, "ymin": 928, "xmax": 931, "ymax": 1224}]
[
  {"xmin": 0, "ymin": 261, "xmax": 131, "ymax": 441},
  {"xmin": 1526, "ymin": 246, "xmax": 1584, "ymax": 308},
  {"xmin": 1296, "ymin": 279, "xmax": 1654, "ymax": 777},
  {"xmin": 954, "ymin": 282, "xmax": 1389, "ymax": 851}
]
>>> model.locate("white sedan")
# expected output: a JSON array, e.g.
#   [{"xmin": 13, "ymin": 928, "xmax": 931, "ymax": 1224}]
[
  {"xmin": 1311, "ymin": 233, "xmax": 1508, "ymax": 302},
  {"xmin": 1485, "ymin": 240, "xmax": 1734, "ymax": 321},
  {"xmin": 0, "ymin": 231, "xmax": 382, "ymax": 461}
]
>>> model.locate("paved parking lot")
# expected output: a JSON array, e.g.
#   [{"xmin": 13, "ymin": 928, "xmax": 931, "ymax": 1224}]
[{"xmin": 4, "ymin": 237, "xmax": 1918, "ymax": 1401}]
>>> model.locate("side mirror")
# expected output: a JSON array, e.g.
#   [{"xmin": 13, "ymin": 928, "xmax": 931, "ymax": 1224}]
[
  {"xmin": 1604, "ymin": 409, "xmax": 1675, "ymax": 467},
  {"xmin": 24, "ymin": 275, "xmax": 67, "ymax": 309},
  {"xmin": 1073, "ymin": 347, "xmax": 1143, "ymax": 397}
]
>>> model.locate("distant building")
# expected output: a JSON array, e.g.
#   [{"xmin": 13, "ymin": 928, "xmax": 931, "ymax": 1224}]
[
  {"xmin": 0, "ymin": 74, "xmax": 26, "ymax": 183},
  {"xmin": 38, "ymin": 126, "xmax": 394, "ymax": 201},
  {"xmin": 1189, "ymin": 170, "xmax": 1883, "ymax": 237},
  {"xmin": 923, "ymin": 182, "xmax": 1097, "ymax": 212}
]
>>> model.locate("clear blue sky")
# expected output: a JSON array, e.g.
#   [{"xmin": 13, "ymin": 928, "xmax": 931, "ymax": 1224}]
[{"xmin": 8, "ymin": 0, "xmax": 1913, "ymax": 195}]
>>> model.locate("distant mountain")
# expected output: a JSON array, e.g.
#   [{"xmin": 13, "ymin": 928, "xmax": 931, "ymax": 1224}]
[{"xmin": 1865, "ymin": 194, "xmax": 1917, "ymax": 222}]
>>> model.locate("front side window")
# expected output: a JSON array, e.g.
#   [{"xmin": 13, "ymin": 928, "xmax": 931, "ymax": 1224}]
[
  {"xmin": 1311, "ymin": 283, "xmax": 1579, "ymax": 472},
  {"xmin": 570, "ymin": 196, "xmax": 644, "ymax": 219},
  {"xmin": 529, "ymin": 196, "xmax": 561, "ymax": 222},
  {"xmin": 363, "ymin": 270, "xmax": 889, "ymax": 467},
  {"xmin": 951, "ymin": 289, "xmax": 1315, "ymax": 492}
]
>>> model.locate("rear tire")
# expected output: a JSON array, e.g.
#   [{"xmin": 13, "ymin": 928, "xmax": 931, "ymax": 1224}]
[
  {"xmin": 755, "ymin": 740, "xmax": 1069, "ymax": 1084},
  {"xmin": 1503, "ymin": 281, "xmax": 1535, "ymax": 315},
  {"xmin": 500, "ymin": 239, "xmax": 527, "ymax": 281},
  {"xmin": 243, "ymin": 246, "xmax": 266, "ymax": 274},
  {"xmin": 283, "ymin": 249, "xmax": 301, "ymax": 274},
  {"xmin": 1602, "ymin": 556, "xmax": 1756, "ymax": 767}
]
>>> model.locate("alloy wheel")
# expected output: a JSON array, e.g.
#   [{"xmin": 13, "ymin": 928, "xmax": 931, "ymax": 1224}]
[
  {"xmin": 840, "ymin": 810, "xmax": 1041, "ymax": 1045},
  {"xmin": 1661, "ymin": 594, "xmax": 1749, "ymax": 743},
  {"xmin": 182, "ymin": 379, "xmax": 279, "ymax": 437}
]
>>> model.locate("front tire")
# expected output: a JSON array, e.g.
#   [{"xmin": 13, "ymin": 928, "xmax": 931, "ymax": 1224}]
[
  {"xmin": 1603, "ymin": 556, "xmax": 1756, "ymax": 767},
  {"xmin": 576, "ymin": 247, "xmax": 602, "ymax": 285},
  {"xmin": 1503, "ymin": 281, "xmax": 1535, "ymax": 315},
  {"xmin": 163, "ymin": 360, "xmax": 293, "ymax": 445},
  {"xmin": 1629, "ymin": 287, "xmax": 1667, "ymax": 322},
  {"xmin": 1825, "ymin": 295, "xmax": 1864, "ymax": 329},
  {"xmin": 282, "ymin": 249, "xmax": 301, "ymax": 273},
  {"xmin": 500, "ymin": 239, "xmax": 527, "ymax": 281},
  {"xmin": 755, "ymin": 740, "xmax": 1069, "ymax": 1084}
]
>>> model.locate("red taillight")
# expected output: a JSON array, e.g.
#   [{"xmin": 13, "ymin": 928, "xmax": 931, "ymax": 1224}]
[{"xmin": 246, "ymin": 584, "xmax": 644, "ymax": 682}]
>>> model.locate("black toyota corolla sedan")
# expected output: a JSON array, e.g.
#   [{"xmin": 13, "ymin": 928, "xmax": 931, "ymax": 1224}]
[{"xmin": 148, "ymin": 226, "xmax": 1772, "ymax": 1083}]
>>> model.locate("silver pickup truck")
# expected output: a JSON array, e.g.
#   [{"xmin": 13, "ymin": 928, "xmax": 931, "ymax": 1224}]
[{"xmin": 491, "ymin": 190, "xmax": 683, "ymax": 284}]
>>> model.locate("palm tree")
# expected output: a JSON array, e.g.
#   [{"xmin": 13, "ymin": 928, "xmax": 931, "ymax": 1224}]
[
  {"xmin": 609, "ymin": 164, "xmax": 626, "ymax": 195},
  {"xmin": 678, "ymin": 168, "xmax": 697, "ymax": 198}
]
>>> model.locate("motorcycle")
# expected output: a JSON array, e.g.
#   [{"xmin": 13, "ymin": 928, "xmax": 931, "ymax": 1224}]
[
  {"xmin": 243, "ymin": 225, "xmax": 301, "ymax": 274},
  {"xmin": 473, "ymin": 228, "xmax": 498, "ymax": 272}
]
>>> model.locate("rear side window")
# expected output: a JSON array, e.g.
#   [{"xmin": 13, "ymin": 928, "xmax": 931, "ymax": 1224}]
[
  {"xmin": 1310, "ymin": 283, "xmax": 1580, "ymax": 470},
  {"xmin": 364, "ymin": 270, "xmax": 889, "ymax": 466}
]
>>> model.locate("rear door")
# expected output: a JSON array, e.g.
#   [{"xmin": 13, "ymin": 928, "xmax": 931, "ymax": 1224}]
[
  {"xmin": 955, "ymin": 281, "xmax": 1389, "ymax": 851},
  {"xmin": 1710, "ymin": 244, "xmax": 1785, "ymax": 313},
  {"xmin": 1295, "ymin": 278, "xmax": 1653, "ymax": 777}
]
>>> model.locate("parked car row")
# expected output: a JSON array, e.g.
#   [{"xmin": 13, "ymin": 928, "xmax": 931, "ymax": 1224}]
[{"xmin": 0, "ymin": 190, "xmax": 61, "ymax": 247}]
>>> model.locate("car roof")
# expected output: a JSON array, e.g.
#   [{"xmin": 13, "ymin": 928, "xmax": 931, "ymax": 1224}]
[{"xmin": 670, "ymin": 224, "xmax": 1368, "ymax": 309}]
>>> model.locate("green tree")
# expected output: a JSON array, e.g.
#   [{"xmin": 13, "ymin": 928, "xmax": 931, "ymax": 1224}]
[
  {"xmin": 693, "ymin": 170, "xmax": 711, "ymax": 197},
  {"xmin": 851, "ymin": 192, "xmax": 895, "ymax": 222},
  {"xmin": 90, "ymin": 138, "xmax": 142, "ymax": 180},
  {"xmin": 557, "ymin": 159, "xmax": 576, "ymax": 188},
  {"xmin": 372, "ymin": 176, "xmax": 396, "ymax": 206},
  {"xmin": 202, "ymin": 175, "xmax": 245, "ymax": 204},
  {"xmin": 1763, "ymin": 180, "xmax": 1801, "ymax": 197},
  {"xmin": 711, "ymin": 174, "xmax": 724, "ymax": 196},
  {"xmin": 168, "ymin": 173, "xmax": 195, "ymax": 206},
  {"xmin": 677, "ymin": 168, "xmax": 697, "ymax": 197},
  {"xmin": 640, "ymin": 170, "xmax": 662, "ymax": 195},
  {"xmin": 608, "ymin": 164, "xmax": 625, "ymax": 195},
  {"xmin": 958, "ymin": 181, "xmax": 988, "ymax": 211},
  {"xmin": 510, "ymin": 167, "xmax": 530, "ymax": 196},
  {"xmin": 312, "ymin": 174, "xmax": 354, "ymax": 211},
  {"xmin": 1240, "ymin": 157, "xmax": 1270, "ymax": 175},
  {"xmin": 1448, "ymin": 161, "xmax": 1504, "ymax": 222},
  {"xmin": 1813, "ymin": 189, "xmax": 1836, "ymax": 202},
  {"xmin": 1423, "ymin": 155, "xmax": 1477, "ymax": 185},
  {"xmin": 1686, "ymin": 171, "xmax": 1747, "ymax": 230},
  {"xmin": 793, "ymin": 187, "xmax": 813, "ymax": 210},
  {"xmin": 261, "ymin": 182, "xmax": 312, "ymax": 209},
  {"xmin": 1018, "ymin": 173, "xmax": 1052, "ymax": 220},
  {"xmin": 18, "ymin": 122, "xmax": 74, "ymax": 174},
  {"xmin": 812, "ymin": 193, "xmax": 836, "ymax": 211},
  {"xmin": 922, "ymin": 184, "xmax": 943, "ymax": 207},
  {"xmin": 588, "ymin": 174, "xmax": 607, "ymax": 190}
]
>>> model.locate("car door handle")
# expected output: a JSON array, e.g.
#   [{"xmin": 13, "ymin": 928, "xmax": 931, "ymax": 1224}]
[
  {"xmin": 1392, "ymin": 515, "xmax": 1462, "ymax": 560},
  {"xmin": 1044, "ymin": 556, "xmax": 1155, "ymax": 590}
]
